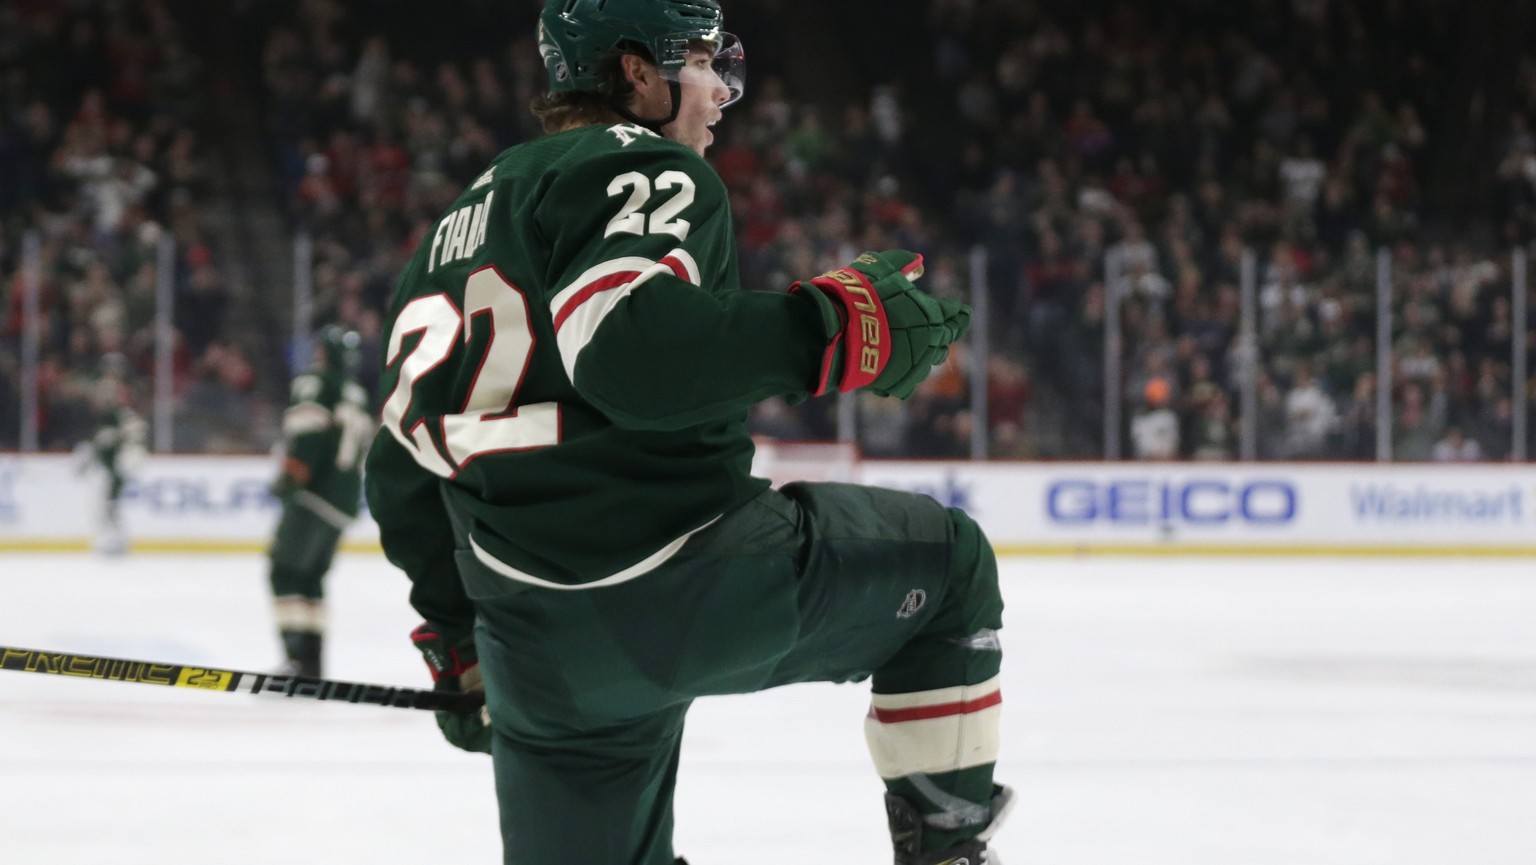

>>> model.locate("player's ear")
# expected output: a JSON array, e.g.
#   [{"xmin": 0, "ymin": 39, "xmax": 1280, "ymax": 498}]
[{"xmin": 620, "ymin": 53, "xmax": 654, "ymax": 89}]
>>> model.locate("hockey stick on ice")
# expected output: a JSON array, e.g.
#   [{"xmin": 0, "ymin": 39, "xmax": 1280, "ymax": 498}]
[{"xmin": 0, "ymin": 645, "xmax": 484, "ymax": 713}]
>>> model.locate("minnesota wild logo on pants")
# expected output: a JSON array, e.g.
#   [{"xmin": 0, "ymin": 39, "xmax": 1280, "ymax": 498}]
[{"xmin": 898, "ymin": 588, "xmax": 928, "ymax": 618}]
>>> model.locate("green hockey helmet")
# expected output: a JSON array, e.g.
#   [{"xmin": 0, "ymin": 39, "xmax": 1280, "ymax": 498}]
[
  {"xmin": 317, "ymin": 325, "xmax": 361, "ymax": 372},
  {"xmin": 539, "ymin": 0, "xmax": 745, "ymax": 107}
]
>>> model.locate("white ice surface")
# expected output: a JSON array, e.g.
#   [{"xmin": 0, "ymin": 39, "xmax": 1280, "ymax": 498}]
[{"xmin": 2, "ymin": 553, "xmax": 1533, "ymax": 864}]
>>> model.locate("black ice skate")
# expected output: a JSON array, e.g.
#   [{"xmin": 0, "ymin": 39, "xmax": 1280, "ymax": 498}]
[
  {"xmin": 277, "ymin": 630, "xmax": 323, "ymax": 678},
  {"xmin": 886, "ymin": 784, "xmax": 1015, "ymax": 865}
]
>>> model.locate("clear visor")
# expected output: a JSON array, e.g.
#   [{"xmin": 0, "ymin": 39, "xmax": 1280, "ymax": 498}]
[
  {"xmin": 711, "ymin": 32, "xmax": 746, "ymax": 108},
  {"xmin": 664, "ymin": 32, "xmax": 746, "ymax": 108}
]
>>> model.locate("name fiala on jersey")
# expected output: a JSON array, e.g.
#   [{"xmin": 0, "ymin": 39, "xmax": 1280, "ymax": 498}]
[{"xmin": 427, "ymin": 190, "xmax": 495, "ymax": 273}]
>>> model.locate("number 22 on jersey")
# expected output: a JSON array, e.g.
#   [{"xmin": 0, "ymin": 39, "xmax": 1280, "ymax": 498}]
[
  {"xmin": 384, "ymin": 165, "xmax": 697, "ymax": 476},
  {"xmin": 381, "ymin": 267, "xmax": 559, "ymax": 478}
]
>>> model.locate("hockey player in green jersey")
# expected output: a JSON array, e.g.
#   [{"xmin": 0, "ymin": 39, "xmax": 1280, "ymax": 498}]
[
  {"xmin": 76, "ymin": 355, "xmax": 146, "ymax": 555},
  {"xmin": 364, "ymin": 1, "xmax": 1011, "ymax": 862},
  {"xmin": 267, "ymin": 325, "xmax": 373, "ymax": 677}
]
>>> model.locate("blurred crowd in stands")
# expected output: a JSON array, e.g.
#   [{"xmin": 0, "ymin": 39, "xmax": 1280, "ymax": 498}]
[
  {"xmin": 0, "ymin": 0, "xmax": 261, "ymax": 452},
  {"xmin": 5, "ymin": 0, "xmax": 1536, "ymax": 462}
]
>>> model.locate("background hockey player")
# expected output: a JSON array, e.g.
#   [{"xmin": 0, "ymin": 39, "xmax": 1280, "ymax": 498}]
[
  {"xmin": 267, "ymin": 325, "xmax": 373, "ymax": 677},
  {"xmin": 365, "ymin": 1, "xmax": 1011, "ymax": 861},
  {"xmin": 76, "ymin": 353, "xmax": 146, "ymax": 555}
]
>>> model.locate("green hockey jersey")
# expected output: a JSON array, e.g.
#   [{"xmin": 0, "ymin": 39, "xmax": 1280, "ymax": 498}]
[
  {"xmin": 88, "ymin": 406, "xmax": 147, "ymax": 475},
  {"xmin": 365, "ymin": 123, "xmax": 830, "ymax": 625},
  {"xmin": 281, "ymin": 366, "xmax": 370, "ymax": 520}
]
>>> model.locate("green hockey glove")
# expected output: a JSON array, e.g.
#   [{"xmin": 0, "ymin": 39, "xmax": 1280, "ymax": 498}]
[
  {"xmin": 269, "ymin": 458, "xmax": 309, "ymax": 500},
  {"xmin": 411, "ymin": 623, "xmax": 492, "ymax": 754},
  {"xmin": 268, "ymin": 472, "xmax": 298, "ymax": 500},
  {"xmin": 791, "ymin": 250, "xmax": 971, "ymax": 400}
]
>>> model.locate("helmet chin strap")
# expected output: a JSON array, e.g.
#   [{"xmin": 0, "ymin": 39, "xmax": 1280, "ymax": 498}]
[{"xmin": 610, "ymin": 79, "xmax": 683, "ymax": 133}]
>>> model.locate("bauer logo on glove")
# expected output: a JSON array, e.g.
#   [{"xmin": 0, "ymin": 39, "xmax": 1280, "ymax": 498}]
[
  {"xmin": 793, "ymin": 249, "xmax": 969, "ymax": 400},
  {"xmin": 815, "ymin": 268, "xmax": 884, "ymax": 375}
]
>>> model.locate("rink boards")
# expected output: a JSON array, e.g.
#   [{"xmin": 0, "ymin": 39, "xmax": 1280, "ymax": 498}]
[{"xmin": 2, "ymin": 453, "xmax": 1535, "ymax": 555}]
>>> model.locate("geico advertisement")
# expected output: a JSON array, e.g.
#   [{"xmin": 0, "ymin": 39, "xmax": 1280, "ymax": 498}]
[
  {"xmin": 0, "ymin": 455, "xmax": 378, "ymax": 545},
  {"xmin": 860, "ymin": 462, "xmax": 1536, "ymax": 551}
]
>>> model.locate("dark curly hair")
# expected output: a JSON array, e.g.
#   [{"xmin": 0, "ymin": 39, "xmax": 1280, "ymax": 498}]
[{"xmin": 530, "ymin": 47, "xmax": 643, "ymax": 133}]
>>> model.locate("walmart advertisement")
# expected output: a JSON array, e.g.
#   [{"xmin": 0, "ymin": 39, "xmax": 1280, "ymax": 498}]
[{"xmin": 2, "ymin": 454, "xmax": 1534, "ymax": 555}]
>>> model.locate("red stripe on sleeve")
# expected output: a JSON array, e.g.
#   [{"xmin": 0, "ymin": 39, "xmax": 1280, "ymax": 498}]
[
  {"xmin": 869, "ymin": 690, "xmax": 1001, "ymax": 724},
  {"xmin": 658, "ymin": 255, "xmax": 692, "ymax": 283},
  {"xmin": 552, "ymin": 271, "xmax": 641, "ymax": 331}
]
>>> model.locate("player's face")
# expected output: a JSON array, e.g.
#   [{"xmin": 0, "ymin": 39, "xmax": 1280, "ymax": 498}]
[{"xmin": 662, "ymin": 44, "xmax": 732, "ymax": 156}]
